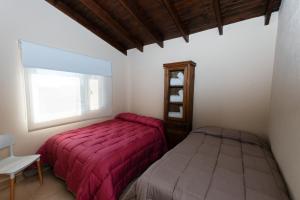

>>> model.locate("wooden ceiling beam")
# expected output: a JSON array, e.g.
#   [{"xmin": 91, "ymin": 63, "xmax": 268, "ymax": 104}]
[
  {"xmin": 118, "ymin": 0, "xmax": 164, "ymax": 48},
  {"xmin": 160, "ymin": 0, "xmax": 189, "ymax": 42},
  {"xmin": 265, "ymin": 0, "xmax": 274, "ymax": 25},
  {"xmin": 80, "ymin": 0, "xmax": 144, "ymax": 52},
  {"xmin": 46, "ymin": 0, "xmax": 282, "ymax": 53},
  {"xmin": 213, "ymin": 0, "xmax": 223, "ymax": 35},
  {"xmin": 46, "ymin": 0, "xmax": 127, "ymax": 55}
]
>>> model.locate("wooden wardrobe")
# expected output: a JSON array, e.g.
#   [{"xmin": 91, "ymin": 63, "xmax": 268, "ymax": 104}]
[{"xmin": 163, "ymin": 61, "xmax": 196, "ymax": 148}]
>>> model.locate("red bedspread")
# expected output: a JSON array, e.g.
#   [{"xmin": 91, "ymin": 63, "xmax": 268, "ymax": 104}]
[{"xmin": 37, "ymin": 113, "xmax": 167, "ymax": 200}]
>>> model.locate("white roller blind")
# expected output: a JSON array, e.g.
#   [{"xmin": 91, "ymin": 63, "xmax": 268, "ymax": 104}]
[{"xmin": 19, "ymin": 40, "xmax": 112, "ymax": 76}]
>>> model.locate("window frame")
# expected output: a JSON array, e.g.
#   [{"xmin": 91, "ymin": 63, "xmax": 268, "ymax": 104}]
[{"xmin": 24, "ymin": 68, "xmax": 112, "ymax": 131}]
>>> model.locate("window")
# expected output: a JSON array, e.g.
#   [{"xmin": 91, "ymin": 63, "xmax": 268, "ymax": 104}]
[
  {"xmin": 20, "ymin": 41, "xmax": 112, "ymax": 131},
  {"xmin": 25, "ymin": 68, "xmax": 107, "ymax": 130},
  {"xmin": 30, "ymin": 69, "xmax": 82, "ymax": 123}
]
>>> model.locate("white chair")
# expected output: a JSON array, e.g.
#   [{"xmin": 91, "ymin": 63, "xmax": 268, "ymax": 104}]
[{"xmin": 0, "ymin": 134, "xmax": 43, "ymax": 200}]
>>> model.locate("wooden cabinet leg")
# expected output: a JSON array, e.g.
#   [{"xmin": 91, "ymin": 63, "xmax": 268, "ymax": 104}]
[
  {"xmin": 10, "ymin": 176, "xmax": 15, "ymax": 200},
  {"xmin": 37, "ymin": 160, "xmax": 43, "ymax": 185}
]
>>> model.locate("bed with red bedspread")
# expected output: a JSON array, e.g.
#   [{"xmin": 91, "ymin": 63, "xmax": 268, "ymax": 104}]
[{"xmin": 37, "ymin": 113, "xmax": 167, "ymax": 200}]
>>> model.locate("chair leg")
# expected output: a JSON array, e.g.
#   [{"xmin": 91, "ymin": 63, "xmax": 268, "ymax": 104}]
[
  {"xmin": 37, "ymin": 159, "xmax": 43, "ymax": 185},
  {"xmin": 10, "ymin": 175, "xmax": 15, "ymax": 200}
]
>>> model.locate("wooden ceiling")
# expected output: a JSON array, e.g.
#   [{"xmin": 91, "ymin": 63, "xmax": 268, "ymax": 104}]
[{"xmin": 46, "ymin": 0, "xmax": 281, "ymax": 55}]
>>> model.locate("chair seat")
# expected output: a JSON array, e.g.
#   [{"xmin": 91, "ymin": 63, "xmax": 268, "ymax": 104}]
[{"xmin": 0, "ymin": 155, "xmax": 40, "ymax": 174}]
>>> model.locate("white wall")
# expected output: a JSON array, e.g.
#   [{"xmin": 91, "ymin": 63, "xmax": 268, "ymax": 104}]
[
  {"xmin": 0, "ymin": 0, "xmax": 128, "ymax": 155},
  {"xmin": 269, "ymin": 0, "xmax": 300, "ymax": 199},
  {"xmin": 127, "ymin": 15, "xmax": 278, "ymax": 136}
]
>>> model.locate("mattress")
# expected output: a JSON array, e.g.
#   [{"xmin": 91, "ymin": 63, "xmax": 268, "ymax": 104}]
[
  {"xmin": 122, "ymin": 127, "xmax": 290, "ymax": 200},
  {"xmin": 37, "ymin": 113, "xmax": 167, "ymax": 200}
]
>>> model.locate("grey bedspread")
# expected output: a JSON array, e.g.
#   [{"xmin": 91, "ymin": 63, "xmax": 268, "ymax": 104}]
[{"xmin": 121, "ymin": 127, "xmax": 290, "ymax": 200}]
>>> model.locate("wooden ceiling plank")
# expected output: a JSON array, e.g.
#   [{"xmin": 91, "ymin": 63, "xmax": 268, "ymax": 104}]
[
  {"xmin": 213, "ymin": 0, "xmax": 223, "ymax": 35},
  {"xmin": 265, "ymin": 0, "xmax": 274, "ymax": 25},
  {"xmin": 80, "ymin": 0, "xmax": 143, "ymax": 52},
  {"xmin": 46, "ymin": 0, "xmax": 127, "ymax": 55},
  {"xmin": 118, "ymin": 0, "xmax": 164, "ymax": 48},
  {"xmin": 160, "ymin": 0, "xmax": 189, "ymax": 42}
]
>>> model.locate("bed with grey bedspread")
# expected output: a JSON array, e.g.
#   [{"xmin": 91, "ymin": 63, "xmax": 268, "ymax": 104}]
[{"xmin": 121, "ymin": 127, "xmax": 290, "ymax": 200}]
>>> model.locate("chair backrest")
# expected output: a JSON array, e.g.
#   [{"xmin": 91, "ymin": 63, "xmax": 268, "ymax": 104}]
[{"xmin": 0, "ymin": 134, "xmax": 14, "ymax": 157}]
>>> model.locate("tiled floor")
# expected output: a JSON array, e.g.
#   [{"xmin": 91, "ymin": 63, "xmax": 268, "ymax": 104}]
[{"xmin": 0, "ymin": 171, "xmax": 75, "ymax": 200}]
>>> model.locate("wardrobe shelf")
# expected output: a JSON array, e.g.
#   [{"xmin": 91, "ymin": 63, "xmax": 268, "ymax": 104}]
[
  {"xmin": 169, "ymin": 85, "xmax": 184, "ymax": 88},
  {"xmin": 169, "ymin": 102, "xmax": 183, "ymax": 105}
]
